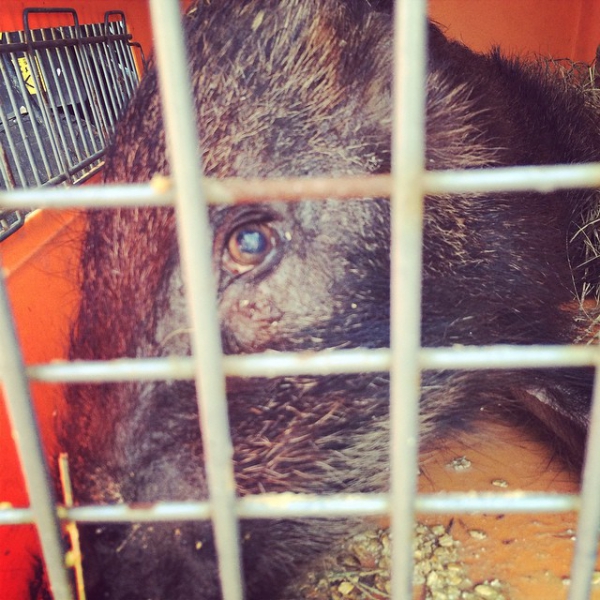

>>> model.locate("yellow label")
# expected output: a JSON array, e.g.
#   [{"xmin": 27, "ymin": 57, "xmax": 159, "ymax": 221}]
[
  {"xmin": 17, "ymin": 56, "xmax": 37, "ymax": 95},
  {"xmin": 16, "ymin": 56, "xmax": 47, "ymax": 96}
]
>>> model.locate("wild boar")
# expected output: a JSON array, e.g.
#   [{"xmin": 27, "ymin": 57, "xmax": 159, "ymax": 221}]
[{"xmin": 51, "ymin": 0, "xmax": 600, "ymax": 598}]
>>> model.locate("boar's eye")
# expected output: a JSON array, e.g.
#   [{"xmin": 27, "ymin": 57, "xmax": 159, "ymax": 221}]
[{"xmin": 223, "ymin": 222, "xmax": 279, "ymax": 275}]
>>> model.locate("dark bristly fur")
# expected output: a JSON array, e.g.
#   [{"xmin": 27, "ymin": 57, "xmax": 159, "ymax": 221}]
[{"xmin": 45, "ymin": 0, "xmax": 600, "ymax": 598}]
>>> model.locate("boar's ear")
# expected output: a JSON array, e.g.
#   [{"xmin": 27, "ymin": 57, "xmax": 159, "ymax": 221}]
[
  {"xmin": 428, "ymin": 22, "xmax": 453, "ymax": 54},
  {"xmin": 515, "ymin": 386, "xmax": 589, "ymax": 469},
  {"xmin": 427, "ymin": 21, "xmax": 488, "ymax": 76}
]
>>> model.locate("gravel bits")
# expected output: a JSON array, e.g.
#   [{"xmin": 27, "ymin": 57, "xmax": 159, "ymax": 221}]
[{"xmin": 285, "ymin": 523, "xmax": 507, "ymax": 600}]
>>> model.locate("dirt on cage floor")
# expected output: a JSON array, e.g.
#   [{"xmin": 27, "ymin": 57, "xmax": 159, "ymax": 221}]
[
  {"xmin": 417, "ymin": 422, "xmax": 596, "ymax": 600},
  {"xmin": 288, "ymin": 422, "xmax": 599, "ymax": 600}
]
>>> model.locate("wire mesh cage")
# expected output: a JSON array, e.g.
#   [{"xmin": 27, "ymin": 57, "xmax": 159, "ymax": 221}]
[{"xmin": 2, "ymin": 1, "xmax": 600, "ymax": 600}]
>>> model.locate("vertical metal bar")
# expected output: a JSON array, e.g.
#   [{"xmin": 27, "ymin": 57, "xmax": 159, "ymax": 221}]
[
  {"xmin": 147, "ymin": 2, "xmax": 244, "ymax": 600},
  {"xmin": 0, "ymin": 103, "xmax": 16, "ymax": 188},
  {"xmin": 54, "ymin": 39, "xmax": 91, "ymax": 159},
  {"xmin": 0, "ymin": 269, "xmax": 72, "ymax": 599},
  {"xmin": 102, "ymin": 19, "xmax": 128, "ymax": 108},
  {"xmin": 97, "ymin": 31, "xmax": 125, "ymax": 124},
  {"xmin": 87, "ymin": 24, "xmax": 115, "ymax": 119},
  {"xmin": 11, "ymin": 31, "xmax": 62, "ymax": 182},
  {"xmin": 59, "ymin": 28, "xmax": 97, "ymax": 156},
  {"xmin": 110, "ymin": 20, "xmax": 137, "ymax": 101},
  {"xmin": 389, "ymin": 0, "xmax": 428, "ymax": 599},
  {"xmin": 35, "ymin": 33, "xmax": 79, "ymax": 170},
  {"xmin": 0, "ymin": 54, "xmax": 43, "ymax": 186},
  {"xmin": 78, "ymin": 24, "xmax": 114, "ymax": 142},
  {"xmin": 8, "ymin": 63, "xmax": 52, "ymax": 183},
  {"xmin": 42, "ymin": 31, "xmax": 83, "ymax": 165},
  {"xmin": 27, "ymin": 33, "xmax": 71, "ymax": 178},
  {"xmin": 0, "ymin": 50, "xmax": 34, "ymax": 187},
  {"xmin": 568, "ymin": 357, "xmax": 600, "ymax": 600},
  {"xmin": 116, "ymin": 36, "xmax": 138, "ymax": 101}
]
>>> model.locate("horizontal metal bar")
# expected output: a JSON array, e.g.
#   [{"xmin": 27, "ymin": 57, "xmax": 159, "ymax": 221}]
[
  {"xmin": 0, "ymin": 492, "xmax": 580, "ymax": 526},
  {"xmin": 0, "ymin": 33, "xmax": 132, "ymax": 54},
  {"xmin": 420, "ymin": 344, "xmax": 600, "ymax": 370},
  {"xmin": 425, "ymin": 163, "xmax": 600, "ymax": 195},
  {"xmin": 0, "ymin": 177, "xmax": 381, "ymax": 209},
  {"xmin": 417, "ymin": 492, "xmax": 580, "ymax": 514},
  {"xmin": 25, "ymin": 345, "xmax": 600, "ymax": 384},
  {"xmin": 26, "ymin": 350, "xmax": 391, "ymax": 383},
  {"xmin": 0, "ymin": 506, "xmax": 34, "ymax": 525},
  {"xmin": 26, "ymin": 356, "xmax": 194, "ymax": 383},
  {"xmin": 240, "ymin": 491, "xmax": 580, "ymax": 517},
  {"xmin": 2, "ymin": 162, "xmax": 600, "ymax": 209},
  {"xmin": 225, "ymin": 349, "xmax": 391, "ymax": 377},
  {"xmin": 61, "ymin": 502, "xmax": 212, "ymax": 523},
  {"xmin": 57, "ymin": 494, "xmax": 384, "ymax": 523},
  {"xmin": 0, "ymin": 181, "xmax": 172, "ymax": 208},
  {"xmin": 72, "ymin": 163, "xmax": 104, "ymax": 185},
  {"xmin": 65, "ymin": 150, "xmax": 105, "ymax": 177},
  {"xmin": 27, "ymin": 357, "xmax": 193, "ymax": 382}
]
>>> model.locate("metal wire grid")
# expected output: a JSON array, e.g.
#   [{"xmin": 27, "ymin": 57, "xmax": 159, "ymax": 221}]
[
  {"xmin": 1, "ymin": 1, "xmax": 600, "ymax": 599},
  {"xmin": 0, "ymin": 8, "xmax": 139, "ymax": 191}
]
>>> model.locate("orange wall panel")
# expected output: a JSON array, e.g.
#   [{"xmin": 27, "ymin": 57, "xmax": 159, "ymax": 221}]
[
  {"xmin": 430, "ymin": 0, "xmax": 597, "ymax": 61},
  {"xmin": 0, "ymin": 210, "xmax": 86, "ymax": 600}
]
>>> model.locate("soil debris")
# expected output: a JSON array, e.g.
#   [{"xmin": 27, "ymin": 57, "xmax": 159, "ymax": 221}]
[{"xmin": 286, "ymin": 523, "xmax": 507, "ymax": 600}]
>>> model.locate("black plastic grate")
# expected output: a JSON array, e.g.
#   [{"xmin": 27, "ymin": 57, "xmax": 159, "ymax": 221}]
[{"xmin": 0, "ymin": 8, "xmax": 141, "ymax": 192}]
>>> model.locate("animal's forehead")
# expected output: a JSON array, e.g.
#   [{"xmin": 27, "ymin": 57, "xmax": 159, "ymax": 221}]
[
  {"xmin": 183, "ymin": 1, "xmax": 391, "ymax": 179},
  {"xmin": 209, "ymin": 198, "xmax": 388, "ymax": 248},
  {"xmin": 209, "ymin": 201, "xmax": 316, "ymax": 233}
]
